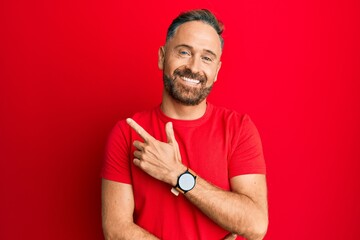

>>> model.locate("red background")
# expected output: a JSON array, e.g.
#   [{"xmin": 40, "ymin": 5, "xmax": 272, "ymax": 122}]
[{"xmin": 1, "ymin": 0, "xmax": 359, "ymax": 239}]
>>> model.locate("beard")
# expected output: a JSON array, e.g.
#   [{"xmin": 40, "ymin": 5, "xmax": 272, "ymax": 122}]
[{"xmin": 163, "ymin": 67, "xmax": 213, "ymax": 106}]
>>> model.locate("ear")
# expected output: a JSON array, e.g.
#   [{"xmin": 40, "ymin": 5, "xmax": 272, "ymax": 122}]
[
  {"xmin": 214, "ymin": 61, "xmax": 222, "ymax": 82},
  {"xmin": 158, "ymin": 46, "xmax": 165, "ymax": 70}
]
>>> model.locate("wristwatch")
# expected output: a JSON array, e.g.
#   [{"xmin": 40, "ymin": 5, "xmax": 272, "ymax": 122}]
[{"xmin": 172, "ymin": 169, "xmax": 197, "ymax": 196}]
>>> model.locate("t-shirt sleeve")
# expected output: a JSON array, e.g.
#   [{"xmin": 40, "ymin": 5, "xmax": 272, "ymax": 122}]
[
  {"xmin": 101, "ymin": 120, "xmax": 132, "ymax": 184},
  {"xmin": 228, "ymin": 114, "xmax": 266, "ymax": 178}
]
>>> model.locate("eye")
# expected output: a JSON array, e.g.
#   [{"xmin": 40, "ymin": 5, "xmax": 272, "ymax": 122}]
[
  {"xmin": 179, "ymin": 49, "xmax": 190, "ymax": 56},
  {"xmin": 202, "ymin": 56, "xmax": 213, "ymax": 63}
]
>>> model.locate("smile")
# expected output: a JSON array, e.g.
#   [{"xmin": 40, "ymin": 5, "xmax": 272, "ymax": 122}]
[{"xmin": 180, "ymin": 76, "xmax": 201, "ymax": 84}]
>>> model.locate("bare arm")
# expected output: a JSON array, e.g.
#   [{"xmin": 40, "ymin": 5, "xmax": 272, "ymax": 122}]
[
  {"xmin": 101, "ymin": 179, "xmax": 159, "ymax": 240},
  {"xmin": 185, "ymin": 174, "xmax": 268, "ymax": 240}
]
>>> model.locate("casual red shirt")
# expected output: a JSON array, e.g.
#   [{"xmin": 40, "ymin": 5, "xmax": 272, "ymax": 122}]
[{"xmin": 102, "ymin": 103, "xmax": 266, "ymax": 240}]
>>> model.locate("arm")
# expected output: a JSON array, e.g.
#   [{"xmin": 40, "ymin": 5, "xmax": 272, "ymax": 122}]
[
  {"xmin": 185, "ymin": 174, "xmax": 268, "ymax": 240},
  {"xmin": 101, "ymin": 179, "xmax": 159, "ymax": 240}
]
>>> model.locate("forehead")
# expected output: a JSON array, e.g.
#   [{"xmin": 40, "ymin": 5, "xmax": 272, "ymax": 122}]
[{"xmin": 168, "ymin": 21, "xmax": 222, "ymax": 56}]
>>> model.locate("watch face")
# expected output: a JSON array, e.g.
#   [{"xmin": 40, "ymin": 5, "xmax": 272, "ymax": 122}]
[{"xmin": 179, "ymin": 173, "xmax": 195, "ymax": 191}]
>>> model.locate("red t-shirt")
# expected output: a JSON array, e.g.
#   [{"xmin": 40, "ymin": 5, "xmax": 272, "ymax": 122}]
[{"xmin": 101, "ymin": 103, "xmax": 266, "ymax": 240}]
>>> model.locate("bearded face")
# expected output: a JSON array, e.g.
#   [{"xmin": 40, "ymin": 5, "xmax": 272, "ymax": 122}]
[
  {"xmin": 163, "ymin": 66, "xmax": 214, "ymax": 106},
  {"xmin": 158, "ymin": 21, "xmax": 222, "ymax": 106}
]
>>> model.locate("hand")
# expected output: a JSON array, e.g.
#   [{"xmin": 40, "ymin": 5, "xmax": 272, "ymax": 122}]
[
  {"xmin": 223, "ymin": 233, "xmax": 237, "ymax": 240},
  {"xmin": 126, "ymin": 118, "xmax": 186, "ymax": 186}
]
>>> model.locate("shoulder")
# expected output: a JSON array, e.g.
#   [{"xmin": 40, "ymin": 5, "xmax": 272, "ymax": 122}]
[
  {"xmin": 111, "ymin": 105, "xmax": 161, "ymax": 140},
  {"xmin": 114, "ymin": 106, "xmax": 160, "ymax": 128},
  {"xmin": 131, "ymin": 106, "xmax": 159, "ymax": 123},
  {"xmin": 209, "ymin": 103, "xmax": 251, "ymax": 126},
  {"xmin": 208, "ymin": 104, "xmax": 260, "ymax": 141}
]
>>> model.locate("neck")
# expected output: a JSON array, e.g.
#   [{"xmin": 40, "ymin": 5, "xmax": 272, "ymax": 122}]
[{"xmin": 161, "ymin": 91, "xmax": 207, "ymax": 120}]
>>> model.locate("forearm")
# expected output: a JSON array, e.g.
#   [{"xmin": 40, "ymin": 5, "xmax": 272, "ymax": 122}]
[
  {"xmin": 185, "ymin": 176, "xmax": 268, "ymax": 240},
  {"xmin": 101, "ymin": 179, "xmax": 159, "ymax": 240},
  {"xmin": 103, "ymin": 222, "xmax": 159, "ymax": 240}
]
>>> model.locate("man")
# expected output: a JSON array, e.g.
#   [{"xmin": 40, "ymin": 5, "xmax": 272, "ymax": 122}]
[{"xmin": 101, "ymin": 9, "xmax": 268, "ymax": 240}]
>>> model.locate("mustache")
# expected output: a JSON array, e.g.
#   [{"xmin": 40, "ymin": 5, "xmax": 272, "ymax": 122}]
[{"xmin": 173, "ymin": 68, "xmax": 207, "ymax": 83}]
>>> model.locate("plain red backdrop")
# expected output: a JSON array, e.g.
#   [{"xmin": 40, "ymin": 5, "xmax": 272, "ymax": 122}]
[{"xmin": 1, "ymin": 0, "xmax": 359, "ymax": 239}]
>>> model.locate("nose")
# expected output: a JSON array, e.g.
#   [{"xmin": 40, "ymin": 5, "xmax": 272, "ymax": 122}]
[{"xmin": 187, "ymin": 55, "xmax": 201, "ymax": 74}]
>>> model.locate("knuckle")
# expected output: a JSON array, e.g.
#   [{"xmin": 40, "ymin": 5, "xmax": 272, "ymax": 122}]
[
  {"xmin": 143, "ymin": 145, "xmax": 151, "ymax": 153},
  {"xmin": 138, "ymin": 161, "xmax": 147, "ymax": 170}
]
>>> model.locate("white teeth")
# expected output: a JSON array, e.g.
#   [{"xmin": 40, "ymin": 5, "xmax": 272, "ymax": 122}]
[{"xmin": 181, "ymin": 76, "xmax": 200, "ymax": 84}]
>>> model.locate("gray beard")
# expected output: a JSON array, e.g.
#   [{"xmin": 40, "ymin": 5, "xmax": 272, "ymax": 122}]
[{"xmin": 163, "ymin": 74, "xmax": 213, "ymax": 106}]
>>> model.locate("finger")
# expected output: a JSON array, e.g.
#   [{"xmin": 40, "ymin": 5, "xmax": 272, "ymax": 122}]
[
  {"xmin": 174, "ymin": 141, "xmax": 182, "ymax": 161},
  {"xmin": 133, "ymin": 140, "xmax": 145, "ymax": 151},
  {"xmin": 165, "ymin": 122, "xmax": 176, "ymax": 144},
  {"xmin": 133, "ymin": 158, "xmax": 147, "ymax": 170},
  {"xmin": 133, "ymin": 158, "xmax": 141, "ymax": 167},
  {"xmin": 126, "ymin": 118, "xmax": 153, "ymax": 142},
  {"xmin": 133, "ymin": 150, "xmax": 142, "ymax": 159},
  {"xmin": 165, "ymin": 122, "xmax": 182, "ymax": 161}
]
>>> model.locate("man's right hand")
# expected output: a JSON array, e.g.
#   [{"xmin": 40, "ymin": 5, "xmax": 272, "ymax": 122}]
[{"xmin": 223, "ymin": 233, "xmax": 238, "ymax": 240}]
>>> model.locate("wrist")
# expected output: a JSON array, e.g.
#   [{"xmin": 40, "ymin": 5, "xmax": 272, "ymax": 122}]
[
  {"xmin": 172, "ymin": 168, "xmax": 197, "ymax": 195},
  {"xmin": 170, "ymin": 164, "xmax": 187, "ymax": 186}
]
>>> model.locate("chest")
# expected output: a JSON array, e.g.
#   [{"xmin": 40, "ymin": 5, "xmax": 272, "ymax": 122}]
[{"xmin": 173, "ymin": 125, "xmax": 231, "ymax": 190}]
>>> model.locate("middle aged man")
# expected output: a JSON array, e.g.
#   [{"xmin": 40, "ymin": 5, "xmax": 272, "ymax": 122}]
[{"xmin": 102, "ymin": 9, "xmax": 268, "ymax": 240}]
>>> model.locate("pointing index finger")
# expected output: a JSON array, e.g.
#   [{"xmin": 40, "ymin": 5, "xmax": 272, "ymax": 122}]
[{"xmin": 126, "ymin": 118, "xmax": 152, "ymax": 142}]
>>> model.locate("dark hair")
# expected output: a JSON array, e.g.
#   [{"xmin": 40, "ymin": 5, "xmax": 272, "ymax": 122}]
[{"xmin": 166, "ymin": 9, "xmax": 224, "ymax": 49}]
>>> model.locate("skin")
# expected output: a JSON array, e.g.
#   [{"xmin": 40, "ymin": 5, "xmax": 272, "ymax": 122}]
[{"xmin": 102, "ymin": 21, "xmax": 268, "ymax": 240}]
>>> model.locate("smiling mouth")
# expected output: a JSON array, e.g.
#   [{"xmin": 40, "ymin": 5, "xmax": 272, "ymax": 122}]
[{"xmin": 180, "ymin": 76, "xmax": 201, "ymax": 84}]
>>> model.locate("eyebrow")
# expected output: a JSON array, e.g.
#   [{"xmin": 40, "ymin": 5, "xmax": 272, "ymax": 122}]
[{"xmin": 174, "ymin": 44, "xmax": 218, "ymax": 59}]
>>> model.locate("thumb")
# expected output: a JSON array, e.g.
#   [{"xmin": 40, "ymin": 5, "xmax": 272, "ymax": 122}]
[
  {"xmin": 165, "ymin": 122, "xmax": 175, "ymax": 144},
  {"xmin": 166, "ymin": 122, "xmax": 182, "ymax": 162}
]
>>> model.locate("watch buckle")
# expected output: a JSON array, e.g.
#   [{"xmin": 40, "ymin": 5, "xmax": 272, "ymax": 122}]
[{"xmin": 171, "ymin": 187, "xmax": 180, "ymax": 196}]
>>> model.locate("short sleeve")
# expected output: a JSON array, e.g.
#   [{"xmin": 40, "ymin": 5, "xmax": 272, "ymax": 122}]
[
  {"xmin": 228, "ymin": 115, "xmax": 266, "ymax": 178},
  {"xmin": 101, "ymin": 120, "xmax": 132, "ymax": 184}
]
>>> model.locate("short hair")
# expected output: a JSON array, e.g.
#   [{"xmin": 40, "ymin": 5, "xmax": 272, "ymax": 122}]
[{"xmin": 166, "ymin": 9, "xmax": 224, "ymax": 49}]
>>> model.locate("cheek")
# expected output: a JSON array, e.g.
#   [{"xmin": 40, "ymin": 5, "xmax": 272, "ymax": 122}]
[
  {"xmin": 163, "ymin": 61, "xmax": 174, "ymax": 75},
  {"xmin": 205, "ymin": 67, "xmax": 218, "ymax": 80},
  {"xmin": 165, "ymin": 61, "xmax": 185, "ymax": 75},
  {"xmin": 164, "ymin": 58, "xmax": 178, "ymax": 71}
]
